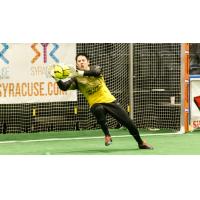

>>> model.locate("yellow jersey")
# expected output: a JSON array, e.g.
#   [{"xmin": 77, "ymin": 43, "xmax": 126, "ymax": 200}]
[
  {"xmin": 66, "ymin": 66, "xmax": 116, "ymax": 107},
  {"xmin": 75, "ymin": 75, "xmax": 116, "ymax": 107}
]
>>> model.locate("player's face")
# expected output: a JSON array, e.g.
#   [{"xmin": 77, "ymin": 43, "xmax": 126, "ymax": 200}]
[{"xmin": 76, "ymin": 56, "xmax": 90, "ymax": 71}]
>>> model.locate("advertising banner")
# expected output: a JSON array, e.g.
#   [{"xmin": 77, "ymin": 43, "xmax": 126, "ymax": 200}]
[
  {"xmin": 0, "ymin": 43, "xmax": 77, "ymax": 103},
  {"xmin": 190, "ymin": 76, "xmax": 200, "ymax": 129}
]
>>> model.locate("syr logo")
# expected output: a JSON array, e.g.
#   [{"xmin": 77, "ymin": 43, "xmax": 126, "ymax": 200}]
[{"xmin": 31, "ymin": 43, "xmax": 59, "ymax": 64}]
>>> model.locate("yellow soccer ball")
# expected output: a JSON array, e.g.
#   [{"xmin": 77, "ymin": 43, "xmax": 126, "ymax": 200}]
[{"xmin": 54, "ymin": 65, "xmax": 71, "ymax": 79}]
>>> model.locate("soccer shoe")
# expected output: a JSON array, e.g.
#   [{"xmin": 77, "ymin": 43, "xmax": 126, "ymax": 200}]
[
  {"xmin": 138, "ymin": 141, "xmax": 153, "ymax": 150},
  {"xmin": 105, "ymin": 135, "xmax": 112, "ymax": 146}
]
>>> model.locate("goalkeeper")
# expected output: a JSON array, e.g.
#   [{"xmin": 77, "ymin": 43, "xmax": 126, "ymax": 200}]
[{"xmin": 51, "ymin": 53, "xmax": 153, "ymax": 149}]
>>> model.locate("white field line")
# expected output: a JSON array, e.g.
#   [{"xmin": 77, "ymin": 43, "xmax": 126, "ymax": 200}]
[{"xmin": 0, "ymin": 132, "xmax": 190, "ymax": 144}]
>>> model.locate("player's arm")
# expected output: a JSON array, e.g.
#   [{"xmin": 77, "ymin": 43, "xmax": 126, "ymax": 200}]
[
  {"xmin": 57, "ymin": 78, "xmax": 78, "ymax": 91},
  {"xmin": 69, "ymin": 65, "xmax": 102, "ymax": 78},
  {"xmin": 83, "ymin": 65, "xmax": 102, "ymax": 77}
]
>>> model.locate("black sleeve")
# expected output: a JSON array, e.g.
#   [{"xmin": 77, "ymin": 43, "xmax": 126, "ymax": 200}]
[
  {"xmin": 83, "ymin": 65, "xmax": 102, "ymax": 77},
  {"xmin": 57, "ymin": 78, "xmax": 77, "ymax": 91}
]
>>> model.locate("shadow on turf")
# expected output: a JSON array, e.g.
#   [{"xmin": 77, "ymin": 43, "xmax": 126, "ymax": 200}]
[{"xmin": 52, "ymin": 147, "xmax": 141, "ymax": 155}]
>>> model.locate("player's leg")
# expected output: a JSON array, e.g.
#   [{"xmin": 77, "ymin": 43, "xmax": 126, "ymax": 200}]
[
  {"xmin": 103, "ymin": 102, "xmax": 142, "ymax": 143},
  {"xmin": 103, "ymin": 102, "xmax": 153, "ymax": 149},
  {"xmin": 90, "ymin": 104, "xmax": 112, "ymax": 146}
]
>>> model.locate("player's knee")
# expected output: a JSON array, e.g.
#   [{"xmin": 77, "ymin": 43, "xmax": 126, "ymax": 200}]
[{"xmin": 91, "ymin": 104, "xmax": 106, "ymax": 123}]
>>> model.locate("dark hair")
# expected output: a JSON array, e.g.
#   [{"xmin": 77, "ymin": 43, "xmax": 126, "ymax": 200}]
[{"xmin": 75, "ymin": 53, "xmax": 90, "ymax": 62}]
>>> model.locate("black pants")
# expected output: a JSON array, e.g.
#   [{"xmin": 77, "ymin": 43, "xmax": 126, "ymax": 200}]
[{"xmin": 90, "ymin": 101, "xmax": 143, "ymax": 144}]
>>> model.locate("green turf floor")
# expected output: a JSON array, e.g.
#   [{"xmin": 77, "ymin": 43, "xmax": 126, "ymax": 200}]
[{"xmin": 0, "ymin": 129, "xmax": 199, "ymax": 155}]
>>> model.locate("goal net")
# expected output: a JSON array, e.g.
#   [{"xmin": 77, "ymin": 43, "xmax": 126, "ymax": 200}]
[{"xmin": 132, "ymin": 43, "xmax": 182, "ymax": 131}]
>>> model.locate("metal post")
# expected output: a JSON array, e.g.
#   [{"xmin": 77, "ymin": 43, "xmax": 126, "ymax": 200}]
[
  {"xmin": 129, "ymin": 43, "xmax": 134, "ymax": 120},
  {"xmin": 180, "ymin": 43, "xmax": 189, "ymax": 133}
]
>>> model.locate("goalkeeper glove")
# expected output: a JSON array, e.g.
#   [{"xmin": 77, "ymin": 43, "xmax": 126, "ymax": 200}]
[{"xmin": 68, "ymin": 66, "xmax": 84, "ymax": 78}]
